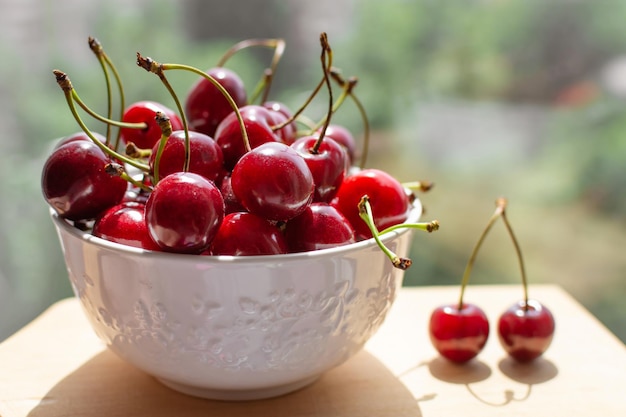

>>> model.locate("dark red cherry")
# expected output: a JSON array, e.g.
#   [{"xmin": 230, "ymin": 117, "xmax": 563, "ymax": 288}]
[
  {"xmin": 429, "ymin": 303, "xmax": 490, "ymax": 363},
  {"xmin": 219, "ymin": 174, "xmax": 246, "ymax": 214},
  {"xmin": 497, "ymin": 299, "xmax": 555, "ymax": 362},
  {"xmin": 149, "ymin": 130, "xmax": 224, "ymax": 183},
  {"xmin": 209, "ymin": 211, "xmax": 288, "ymax": 256},
  {"xmin": 214, "ymin": 104, "xmax": 281, "ymax": 170},
  {"xmin": 291, "ymin": 135, "xmax": 348, "ymax": 203},
  {"xmin": 284, "ymin": 203, "xmax": 355, "ymax": 252},
  {"xmin": 331, "ymin": 168, "xmax": 410, "ymax": 240},
  {"xmin": 145, "ymin": 172, "xmax": 224, "ymax": 254},
  {"xmin": 263, "ymin": 100, "xmax": 298, "ymax": 144},
  {"xmin": 185, "ymin": 67, "xmax": 248, "ymax": 137},
  {"xmin": 93, "ymin": 201, "xmax": 160, "ymax": 250},
  {"xmin": 231, "ymin": 141, "xmax": 314, "ymax": 222},
  {"xmin": 54, "ymin": 131, "xmax": 106, "ymax": 149},
  {"xmin": 42, "ymin": 140, "xmax": 128, "ymax": 221},
  {"xmin": 315, "ymin": 124, "xmax": 357, "ymax": 165},
  {"xmin": 119, "ymin": 101, "xmax": 183, "ymax": 150}
]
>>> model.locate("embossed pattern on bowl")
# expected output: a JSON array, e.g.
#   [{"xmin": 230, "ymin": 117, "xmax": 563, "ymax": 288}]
[{"xmin": 51, "ymin": 202, "xmax": 421, "ymax": 400}]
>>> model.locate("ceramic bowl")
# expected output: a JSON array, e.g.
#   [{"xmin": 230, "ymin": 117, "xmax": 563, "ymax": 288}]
[{"xmin": 50, "ymin": 201, "xmax": 421, "ymax": 401}]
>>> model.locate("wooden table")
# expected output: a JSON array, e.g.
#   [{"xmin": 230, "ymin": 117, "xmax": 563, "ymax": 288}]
[{"xmin": 1, "ymin": 285, "xmax": 625, "ymax": 416}]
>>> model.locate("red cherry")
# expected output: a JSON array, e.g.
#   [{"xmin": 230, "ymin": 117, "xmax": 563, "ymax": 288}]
[
  {"xmin": 54, "ymin": 131, "xmax": 106, "ymax": 149},
  {"xmin": 119, "ymin": 101, "xmax": 183, "ymax": 150},
  {"xmin": 290, "ymin": 135, "xmax": 349, "ymax": 203},
  {"xmin": 284, "ymin": 203, "xmax": 355, "ymax": 252},
  {"xmin": 231, "ymin": 141, "xmax": 314, "ymax": 222},
  {"xmin": 263, "ymin": 100, "xmax": 298, "ymax": 144},
  {"xmin": 497, "ymin": 299, "xmax": 555, "ymax": 362},
  {"xmin": 219, "ymin": 174, "xmax": 246, "ymax": 214},
  {"xmin": 315, "ymin": 124, "xmax": 357, "ymax": 165},
  {"xmin": 214, "ymin": 104, "xmax": 281, "ymax": 170},
  {"xmin": 145, "ymin": 172, "xmax": 224, "ymax": 253},
  {"xmin": 331, "ymin": 168, "xmax": 410, "ymax": 240},
  {"xmin": 93, "ymin": 201, "xmax": 160, "ymax": 251},
  {"xmin": 209, "ymin": 211, "xmax": 288, "ymax": 256},
  {"xmin": 41, "ymin": 140, "xmax": 128, "ymax": 221},
  {"xmin": 428, "ymin": 303, "xmax": 490, "ymax": 363},
  {"xmin": 185, "ymin": 67, "xmax": 248, "ymax": 137},
  {"xmin": 149, "ymin": 130, "xmax": 224, "ymax": 183}
]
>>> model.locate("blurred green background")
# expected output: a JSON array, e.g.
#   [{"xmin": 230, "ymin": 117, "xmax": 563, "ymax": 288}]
[{"xmin": 0, "ymin": 0, "xmax": 624, "ymax": 343}]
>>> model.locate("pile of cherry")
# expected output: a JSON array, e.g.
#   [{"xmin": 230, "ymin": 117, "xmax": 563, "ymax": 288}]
[
  {"xmin": 41, "ymin": 34, "xmax": 554, "ymax": 364},
  {"xmin": 42, "ymin": 34, "xmax": 436, "ymax": 262}
]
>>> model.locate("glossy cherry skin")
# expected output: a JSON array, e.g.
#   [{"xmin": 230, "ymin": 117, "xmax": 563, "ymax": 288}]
[
  {"xmin": 315, "ymin": 124, "xmax": 357, "ymax": 165},
  {"xmin": 119, "ymin": 101, "xmax": 183, "ymax": 150},
  {"xmin": 284, "ymin": 203, "xmax": 356, "ymax": 253},
  {"xmin": 331, "ymin": 168, "xmax": 411, "ymax": 240},
  {"xmin": 231, "ymin": 141, "xmax": 314, "ymax": 222},
  {"xmin": 214, "ymin": 104, "xmax": 281, "ymax": 170},
  {"xmin": 429, "ymin": 303, "xmax": 491, "ymax": 363},
  {"xmin": 149, "ymin": 130, "xmax": 224, "ymax": 183},
  {"xmin": 209, "ymin": 211, "xmax": 288, "ymax": 256},
  {"xmin": 92, "ymin": 201, "xmax": 160, "ymax": 251},
  {"xmin": 145, "ymin": 172, "xmax": 224, "ymax": 254},
  {"xmin": 219, "ymin": 174, "xmax": 246, "ymax": 214},
  {"xmin": 185, "ymin": 67, "xmax": 248, "ymax": 137},
  {"xmin": 41, "ymin": 140, "xmax": 128, "ymax": 221},
  {"xmin": 291, "ymin": 135, "xmax": 349, "ymax": 203},
  {"xmin": 263, "ymin": 100, "xmax": 298, "ymax": 144},
  {"xmin": 497, "ymin": 299, "xmax": 555, "ymax": 362},
  {"xmin": 53, "ymin": 131, "xmax": 106, "ymax": 149}
]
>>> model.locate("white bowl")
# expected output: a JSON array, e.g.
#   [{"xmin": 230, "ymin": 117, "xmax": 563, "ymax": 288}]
[{"xmin": 50, "ymin": 201, "xmax": 421, "ymax": 401}]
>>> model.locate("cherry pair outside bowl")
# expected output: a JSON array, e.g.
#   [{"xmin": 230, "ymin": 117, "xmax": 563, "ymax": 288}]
[{"xmin": 50, "ymin": 200, "xmax": 422, "ymax": 401}]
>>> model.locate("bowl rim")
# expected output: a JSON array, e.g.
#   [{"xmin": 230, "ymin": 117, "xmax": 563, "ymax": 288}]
[{"xmin": 50, "ymin": 199, "xmax": 422, "ymax": 264}]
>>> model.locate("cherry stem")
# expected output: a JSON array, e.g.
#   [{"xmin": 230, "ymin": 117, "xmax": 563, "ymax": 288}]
[
  {"xmin": 379, "ymin": 219, "xmax": 440, "ymax": 235},
  {"xmin": 270, "ymin": 33, "xmax": 334, "ymax": 135},
  {"xmin": 88, "ymin": 36, "xmax": 125, "ymax": 151},
  {"xmin": 105, "ymin": 163, "xmax": 152, "ymax": 192},
  {"xmin": 69, "ymin": 89, "xmax": 147, "ymax": 130},
  {"xmin": 312, "ymin": 32, "xmax": 334, "ymax": 154},
  {"xmin": 311, "ymin": 74, "xmax": 356, "ymax": 133},
  {"xmin": 457, "ymin": 197, "xmax": 507, "ymax": 310},
  {"xmin": 88, "ymin": 37, "xmax": 113, "ymax": 147},
  {"xmin": 402, "ymin": 180, "xmax": 434, "ymax": 193},
  {"xmin": 53, "ymin": 70, "xmax": 149, "ymax": 172},
  {"xmin": 152, "ymin": 111, "xmax": 173, "ymax": 184},
  {"xmin": 499, "ymin": 202, "xmax": 530, "ymax": 307},
  {"xmin": 358, "ymin": 195, "xmax": 413, "ymax": 270},
  {"xmin": 217, "ymin": 38, "xmax": 286, "ymax": 102},
  {"xmin": 137, "ymin": 55, "xmax": 251, "ymax": 153},
  {"xmin": 248, "ymin": 68, "xmax": 273, "ymax": 104},
  {"xmin": 125, "ymin": 142, "xmax": 151, "ymax": 159},
  {"xmin": 136, "ymin": 53, "xmax": 190, "ymax": 172},
  {"xmin": 330, "ymin": 69, "xmax": 370, "ymax": 169}
]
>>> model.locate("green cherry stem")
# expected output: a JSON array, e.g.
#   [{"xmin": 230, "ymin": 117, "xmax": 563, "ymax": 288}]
[
  {"xmin": 358, "ymin": 195, "xmax": 413, "ymax": 270},
  {"xmin": 403, "ymin": 180, "xmax": 434, "ymax": 193},
  {"xmin": 105, "ymin": 163, "xmax": 152, "ymax": 192},
  {"xmin": 135, "ymin": 53, "xmax": 190, "ymax": 172},
  {"xmin": 330, "ymin": 69, "xmax": 370, "ymax": 169},
  {"xmin": 53, "ymin": 70, "xmax": 149, "ymax": 172},
  {"xmin": 311, "ymin": 32, "xmax": 334, "ymax": 154},
  {"xmin": 137, "ymin": 54, "xmax": 251, "ymax": 154},
  {"xmin": 270, "ymin": 32, "xmax": 334, "ymax": 135},
  {"xmin": 88, "ymin": 36, "xmax": 113, "ymax": 147},
  {"xmin": 216, "ymin": 38, "xmax": 286, "ymax": 102},
  {"xmin": 499, "ymin": 200, "xmax": 530, "ymax": 308},
  {"xmin": 88, "ymin": 36, "xmax": 126, "ymax": 151},
  {"xmin": 69, "ymin": 89, "xmax": 146, "ymax": 130},
  {"xmin": 151, "ymin": 111, "xmax": 173, "ymax": 184},
  {"xmin": 457, "ymin": 197, "xmax": 507, "ymax": 310}
]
